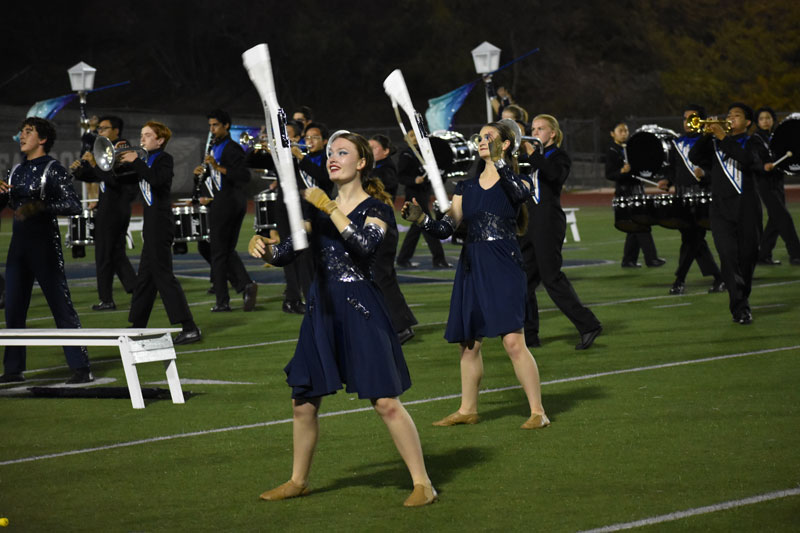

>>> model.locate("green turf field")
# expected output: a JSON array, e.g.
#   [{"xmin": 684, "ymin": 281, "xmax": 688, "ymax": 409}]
[{"xmin": 1, "ymin": 203, "xmax": 798, "ymax": 531}]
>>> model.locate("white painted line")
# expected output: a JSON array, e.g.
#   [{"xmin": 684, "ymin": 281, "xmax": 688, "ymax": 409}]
[
  {"xmin": 2, "ymin": 344, "xmax": 797, "ymax": 467},
  {"xmin": 652, "ymin": 302, "xmax": 692, "ymax": 309},
  {"xmin": 578, "ymin": 487, "xmax": 800, "ymax": 532},
  {"xmin": 145, "ymin": 379, "xmax": 258, "ymax": 386}
]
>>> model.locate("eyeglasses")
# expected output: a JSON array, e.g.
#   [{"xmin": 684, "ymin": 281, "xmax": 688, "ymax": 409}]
[
  {"xmin": 97, "ymin": 126, "xmax": 112, "ymax": 131},
  {"xmin": 305, "ymin": 135, "xmax": 322, "ymax": 141}
]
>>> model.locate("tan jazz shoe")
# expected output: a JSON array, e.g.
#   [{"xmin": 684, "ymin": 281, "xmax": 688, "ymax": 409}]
[
  {"xmin": 520, "ymin": 413, "xmax": 551, "ymax": 429},
  {"xmin": 259, "ymin": 479, "xmax": 310, "ymax": 501},
  {"xmin": 403, "ymin": 484, "xmax": 439, "ymax": 507},
  {"xmin": 432, "ymin": 411, "xmax": 479, "ymax": 426}
]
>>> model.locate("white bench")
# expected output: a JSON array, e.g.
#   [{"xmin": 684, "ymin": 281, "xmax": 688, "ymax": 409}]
[
  {"xmin": 0, "ymin": 328, "xmax": 183, "ymax": 409},
  {"xmin": 564, "ymin": 207, "xmax": 581, "ymax": 243}
]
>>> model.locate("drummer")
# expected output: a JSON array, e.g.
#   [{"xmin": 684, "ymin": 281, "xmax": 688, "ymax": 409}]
[
  {"xmin": 605, "ymin": 120, "xmax": 666, "ymax": 268},
  {"xmin": 659, "ymin": 105, "xmax": 724, "ymax": 295}
]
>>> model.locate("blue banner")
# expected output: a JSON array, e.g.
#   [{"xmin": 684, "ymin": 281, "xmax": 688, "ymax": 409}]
[{"xmin": 425, "ymin": 81, "xmax": 478, "ymax": 132}]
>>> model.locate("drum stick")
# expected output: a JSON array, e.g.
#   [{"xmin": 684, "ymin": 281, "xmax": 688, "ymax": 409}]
[
  {"xmin": 242, "ymin": 44, "xmax": 307, "ymax": 250},
  {"xmin": 634, "ymin": 176, "xmax": 661, "ymax": 187},
  {"xmin": 773, "ymin": 151, "xmax": 793, "ymax": 167}
]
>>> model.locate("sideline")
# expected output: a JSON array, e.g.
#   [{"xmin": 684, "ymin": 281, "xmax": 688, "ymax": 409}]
[
  {"xmin": 2, "ymin": 344, "xmax": 797, "ymax": 467},
  {"xmin": 578, "ymin": 487, "xmax": 800, "ymax": 532}
]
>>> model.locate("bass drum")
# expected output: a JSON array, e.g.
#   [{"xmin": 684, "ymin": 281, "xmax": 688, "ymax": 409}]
[
  {"xmin": 254, "ymin": 190, "xmax": 279, "ymax": 231},
  {"xmin": 429, "ymin": 130, "xmax": 477, "ymax": 179},
  {"xmin": 682, "ymin": 191, "xmax": 712, "ymax": 230},
  {"xmin": 652, "ymin": 194, "xmax": 691, "ymax": 230},
  {"xmin": 68, "ymin": 209, "xmax": 95, "ymax": 246},
  {"xmin": 770, "ymin": 112, "xmax": 800, "ymax": 175},
  {"xmin": 626, "ymin": 124, "xmax": 679, "ymax": 179},
  {"xmin": 612, "ymin": 196, "xmax": 648, "ymax": 233}
]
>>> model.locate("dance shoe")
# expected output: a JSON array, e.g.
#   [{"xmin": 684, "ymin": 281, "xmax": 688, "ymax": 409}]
[
  {"xmin": 174, "ymin": 328, "xmax": 202, "ymax": 345},
  {"xmin": 65, "ymin": 368, "xmax": 94, "ymax": 384},
  {"xmin": 575, "ymin": 326, "xmax": 602, "ymax": 350},
  {"xmin": 259, "ymin": 480, "xmax": 310, "ymax": 501},
  {"xmin": 646, "ymin": 258, "xmax": 667, "ymax": 267},
  {"xmin": 397, "ymin": 327, "xmax": 415, "ymax": 345},
  {"xmin": 211, "ymin": 304, "xmax": 232, "ymax": 312},
  {"xmin": 621, "ymin": 261, "xmax": 641, "ymax": 268},
  {"xmin": 432, "ymin": 411, "xmax": 479, "ymax": 426},
  {"xmin": 243, "ymin": 282, "xmax": 258, "ymax": 312},
  {"xmin": 520, "ymin": 413, "xmax": 551, "ymax": 430},
  {"xmin": 669, "ymin": 282, "xmax": 685, "ymax": 295},
  {"xmin": 0, "ymin": 373, "xmax": 25, "ymax": 383},
  {"xmin": 757, "ymin": 257, "xmax": 781, "ymax": 265},
  {"xmin": 403, "ymin": 484, "xmax": 438, "ymax": 507},
  {"xmin": 708, "ymin": 279, "xmax": 726, "ymax": 293},
  {"xmin": 92, "ymin": 301, "xmax": 116, "ymax": 311}
]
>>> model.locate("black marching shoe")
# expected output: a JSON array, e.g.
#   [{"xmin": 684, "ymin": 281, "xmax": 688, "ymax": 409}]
[
  {"xmin": 282, "ymin": 300, "xmax": 306, "ymax": 315},
  {"xmin": 708, "ymin": 279, "xmax": 726, "ymax": 293},
  {"xmin": 576, "ymin": 326, "xmax": 602, "ymax": 350},
  {"xmin": 92, "ymin": 301, "xmax": 116, "ymax": 311},
  {"xmin": 669, "ymin": 282, "xmax": 685, "ymax": 295},
  {"xmin": 174, "ymin": 328, "xmax": 202, "ymax": 345},
  {"xmin": 207, "ymin": 286, "xmax": 216, "ymax": 294},
  {"xmin": 621, "ymin": 261, "xmax": 642, "ymax": 268},
  {"xmin": 432, "ymin": 259, "xmax": 452, "ymax": 269},
  {"xmin": 733, "ymin": 310, "xmax": 753, "ymax": 325},
  {"xmin": 646, "ymin": 258, "xmax": 667, "ymax": 267},
  {"xmin": 396, "ymin": 260, "xmax": 420, "ymax": 269},
  {"xmin": 243, "ymin": 282, "xmax": 258, "ymax": 312},
  {"xmin": 397, "ymin": 327, "xmax": 415, "ymax": 345},
  {"xmin": 0, "ymin": 372, "xmax": 25, "ymax": 383},
  {"xmin": 65, "ymin": 368, "xmax": 94, "ymax": 384},
  {"xmin": 211, "ymin": 303, "xmax": 232, "ymax": 312},
  {"xmin": 757, "ymin": 257, "xmax": 781, "ymax": 265}
]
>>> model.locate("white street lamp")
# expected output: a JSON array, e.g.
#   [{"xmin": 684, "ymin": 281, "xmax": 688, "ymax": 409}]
[
  {"xmin": 67, "ymin": 61, "xmax": 96, "ymax": 135},
  {"xmin": 471, "ymin": 42, "xmax": 501, "ymax": 123}
]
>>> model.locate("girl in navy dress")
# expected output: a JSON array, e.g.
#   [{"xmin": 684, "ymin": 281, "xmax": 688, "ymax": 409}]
[
  {"xmin": 402, "ymin": 121, "xmax": 549, "ymax": 430},
  {"xmin": 248, "ymin": 131, "xmax": 436, "ymax": 507}
]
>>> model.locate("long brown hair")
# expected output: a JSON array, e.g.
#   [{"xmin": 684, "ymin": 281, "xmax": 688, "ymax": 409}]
[{"xmin": 337, "ymin": 131, "xmax": 393, "ymax": 206}]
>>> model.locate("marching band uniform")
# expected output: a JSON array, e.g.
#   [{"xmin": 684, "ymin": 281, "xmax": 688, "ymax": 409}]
[
  {"xmin": 395, "ymin": 146, "xmax": 448, "ymax": 268},
  {"xmin": 521, "ymin": 145, "xmax": 602, "ymax": 348},
  {"xmin": 665, "ymin": 133, "xmax": 723, "ymax": 293},
  {"xmin": 73, "ymin": 144, "xmax": 138, "ymax": 308},
  {"xmin": 372, "ymin": 155, "xmax": 399, "ymax": 200},
  {"xmin": 127, "ymin": 149, "xmax": 200, "ymax": 342},
  {"xmin": 689, "ymin": 128, "xmax": 762, "ymax": 323},
  {"xmin": 751, "ymin": 127, "xmax": 800, "ymax": 264},
  {"xmin": 605, "ymin": 142, "xmax": 664, "ymax": 267},
  {"xmin": 206, "ymin": 134, "xmax": 257, "ymax": 311},
  {"xmin": 298, "ymin": 148, "xmax": 333, "ymax": 196},
  {"xmin": 2, "ymin": 155, "xmax": 91, "ymax": 381}
]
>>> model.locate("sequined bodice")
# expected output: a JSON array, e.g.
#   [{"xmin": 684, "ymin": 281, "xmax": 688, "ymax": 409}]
[
  {"xmin": 6, "ymin": 155, "xmax": 80, "ymax": 216},
  {"xmin": 459, "ymin": 178, "xmax": 519, "ymax": 243}
]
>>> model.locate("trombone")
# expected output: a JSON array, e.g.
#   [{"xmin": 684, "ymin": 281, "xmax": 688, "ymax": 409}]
[{"xmin": 686, "ymin": 113, "xmax": 732, "ymax": 134}]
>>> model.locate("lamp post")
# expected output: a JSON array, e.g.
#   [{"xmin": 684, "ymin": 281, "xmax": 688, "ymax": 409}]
[
  {"xmin": 471, "ymin": 42, "xmax": 501, "ymax": 123},
  {"xmin": 67, "ymin": 61, "xmax": 96, "ymax": 136}
]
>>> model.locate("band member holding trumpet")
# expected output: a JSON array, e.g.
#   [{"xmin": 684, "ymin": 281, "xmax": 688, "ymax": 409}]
[
  {"xmin": 660, "ymin": 105, "xmax": 724, "ymax": 295},
  {"xmin": 521, "ymin": 114, "xmax": 602, "ymax": 350},
  {"xmin": 751, "ymin": 106, "xmax": 800, "ymax": 266},
  {"xmin": 122, "ymin": 121, "xmax": 201, "ymax": 344},
  {"xmin": 70, "ymin": 115, "xmax": 138, "ymax": 310},
  {"xmin": 193, "ymin": 109, "xmax": 257, "ymax": 312},
  {"xmin": 689, "ymin": 103, "xmax": 762, "ymax": 324},
  {"xmin": 403, "ymin": 121, "xmax": 550, "ymax": 430},
  {"xmin": 292, "ymin": 122, "xmax": 333, "ymax": 195},
  {"xmin": 249, "ymin": 131, "xmax": 437, "ymax": 507},
  {"xmin": 605, "ymin": 121, "xmax": 666, "ymax": 268},
  {"xmin": 0, "ymin": 117, "xmax": 93, "ymax": 384}
]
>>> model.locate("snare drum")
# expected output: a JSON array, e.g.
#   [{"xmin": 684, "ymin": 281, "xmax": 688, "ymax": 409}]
[
  {"xmin": 429, "ymin": 131, "xmax": 477, "ymax": 179},
  {"xmin": 652, "ymin": 194, "xmax": 691, "ymax": 230},
  {"xmin": 172, "ymin": 205, "xmax": 210, "ymax": 242},
  {"xmin": 254, "ymin": 190, "xmax": 278, "ymax": 231},
  {"xmin": 612, "ymin": 196, "xmax": 649, "ymax": 233},
  {"xmin": 68, "ymin": 209, "xmax": 95, "ymax": 246},
  {"xmin": 682, "ymin": 191, "xmax": 712, "ymax": 229}
]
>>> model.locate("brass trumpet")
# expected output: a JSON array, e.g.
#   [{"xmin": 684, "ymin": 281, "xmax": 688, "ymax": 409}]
[
  {"xmin": 240, "ymin": 131, "xmax": 270, "ymax": 153},
  {"xmin": 686, "ymin": 113, "xmax": 732, "ymax": 134},
  {"xmin": 92, "ymin": 136, "xmax": 147, "ymax": 172}
]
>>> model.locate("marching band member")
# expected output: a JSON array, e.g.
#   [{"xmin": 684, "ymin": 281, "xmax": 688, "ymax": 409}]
[
  {"xmin": 521, "ymin": 114, "xmax": 602, "ymax": 350},
  {"xmin": 192, "ymin": 109, "xmax": 257, "ymax": 312},
  {"xmin": 121, "ymin": 121, "xmax": 201, "ymax": 344},
  {"xmin": 689, "ymin": 103, "xmax": 762, "ymax": 324},
  {"xmin": 369, "ymin": 134, "xmax": 399, "ymax": 199},
  {"xmin": 403, "ymin": 121, "xmax": 550, "ymax": 429},
  {"xmin": 395, "ymin": 130, "xmax": 450, "ymax": 269},
  {"xmin": 292, "ymin": 122, "xmax": 333, "ymax": 195},
  {"xmin": 661, "ymin": 105, "xmax": 724, "ymax": 295},
  {"xmin": 605, "ymin": 121, "xmax": 666, "ymax": 268},
  {"xmin": 249, "ymin": 131, "xmax": 437, "ymax": 507},
  {"xmin": 70, "ymin": 115, "xmax": 138, "ymax": 310},
  {"xmin": 752, "ymin": 106, "xmax": 800, "ymax": 266},
  {"xmin": 0, "ymin": 118, "xmax": 93, "ymax": 384}
]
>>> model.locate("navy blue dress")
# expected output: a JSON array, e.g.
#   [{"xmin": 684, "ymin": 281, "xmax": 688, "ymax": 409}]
[
  {"xmin": 445, "ymin": 175, "xmax": 528, "ymax": 342},
  {"xmin": 271, "ymin": 196, "xmax": 411, "ymax": 400}
]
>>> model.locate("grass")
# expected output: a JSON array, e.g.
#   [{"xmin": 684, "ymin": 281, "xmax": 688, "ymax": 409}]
[{"xmin": 0, "ymin": 201, "xmax": 799, "ymax": 532}]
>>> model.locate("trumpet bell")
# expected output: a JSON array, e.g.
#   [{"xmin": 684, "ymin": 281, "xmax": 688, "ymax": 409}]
[
  {"xmin": 685, "ymin": 113, "xmax": 732, "ymax": 134},
  {"xmin": 93, "ymin": 136, "xmax": 147, "ymax": 172}
]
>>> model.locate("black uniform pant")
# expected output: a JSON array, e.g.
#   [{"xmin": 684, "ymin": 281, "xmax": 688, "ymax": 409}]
[
  {"xmin": 757, "ymin": 178, "xmax": 800, "ymax": 260},
  {"xmin": 209, "ymin": 195, "xmax": 252, "ymax": 306},
  {"xmin": 710, "ymin": 200, "xmax": 762, "ymax": 316},
  {"xmin": 674, "ymin": 226, "xmax": 720, "ymax": 283},
  {"xmin": 396, "ymin": 191, "xmax": 445, "ymax": 264},
  {"xmin": 95, "ymin": 191, "xmax": 137, "ymax": 302},
  {"xmin": 622, "ymin": 229, "xmax": 659, "ymax": 264},
  {"xmin": 275, "ymin": 193, "xmax": 312, "ymax": 303},
  {"xmin": 4, "ymin": 219, "xmax": 89, "ymax": 374},
  {"xmin": 373, "ymin": 225, "xmax": 417, "ymax": 332},
  {"xmin": 521, "ymin": 202, "xmax": 601, "ymax": 337},
  {"xmin": 129, "ymin": 216, "xmax": 193, "ymax": 327}
]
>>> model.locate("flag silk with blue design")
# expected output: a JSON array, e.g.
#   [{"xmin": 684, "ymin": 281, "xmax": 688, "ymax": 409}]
[
  {"xmin": 425, "ymin": 81, "xmax": 477, "ymax": 132},
  {"xmin": 11, "ymin": 94, "xmax": 77, "ymax": 141}
]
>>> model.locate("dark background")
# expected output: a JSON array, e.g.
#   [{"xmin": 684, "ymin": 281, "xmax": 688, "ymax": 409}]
[{"xmin": 3, "ymin": 0, "xmax": 799, "ymax": 131}]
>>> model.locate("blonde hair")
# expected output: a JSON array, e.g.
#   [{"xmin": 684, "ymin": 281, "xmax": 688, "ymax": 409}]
[{"xmin": 533, "ymin": 114, "xmax": 563, "ymax": 147}]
